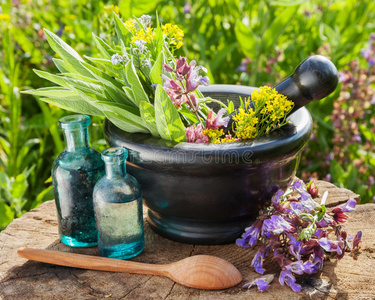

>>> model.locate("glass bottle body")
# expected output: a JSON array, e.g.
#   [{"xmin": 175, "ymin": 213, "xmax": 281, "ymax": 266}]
[
  {"xmin": 94, "ymin": 147, "xmax": 144, "ymax": 259},
  {"xmin": 52, "ymin": 115, "xmax": 104, "ymax": 247}
]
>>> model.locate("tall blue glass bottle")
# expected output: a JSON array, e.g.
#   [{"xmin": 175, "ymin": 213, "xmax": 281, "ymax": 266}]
[
  {"xmin": 52, "ymin": 115, "xmax": 105, "ymax": 247},
  {"xmin": 93, "ymin": 147, "xmax": 144, "ymax": 259}
]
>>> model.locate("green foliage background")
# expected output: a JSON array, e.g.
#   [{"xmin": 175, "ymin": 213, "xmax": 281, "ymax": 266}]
[{"xmin": 1, "ymin": 0, "xmax": 375, "ymax": 230}]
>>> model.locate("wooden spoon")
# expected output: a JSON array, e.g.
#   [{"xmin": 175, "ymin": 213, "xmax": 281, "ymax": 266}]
[{"xmin": 17, "ymin": 247, "xmax": 242, "ymax": 290}]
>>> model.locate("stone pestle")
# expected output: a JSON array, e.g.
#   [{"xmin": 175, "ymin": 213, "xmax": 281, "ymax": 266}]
[{"xmin": 225, "ymin": 55, "xmax": 339, "ymax": 134}]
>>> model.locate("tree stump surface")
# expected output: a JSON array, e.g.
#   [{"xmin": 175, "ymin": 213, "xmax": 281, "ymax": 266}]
[{"xmin": 0, "ymin": 180, "xmax": 373, "ymax": 300}]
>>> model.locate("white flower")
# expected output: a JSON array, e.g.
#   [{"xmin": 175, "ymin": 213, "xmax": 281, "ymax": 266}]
[{"xmin": 111, "ymin": 53, "xmax": 123, "ymax": 65}]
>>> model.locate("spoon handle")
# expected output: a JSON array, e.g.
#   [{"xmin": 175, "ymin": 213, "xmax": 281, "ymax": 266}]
[{"xmin": 17, "ymin": 247, "xmax": 169, "ymax": 277}]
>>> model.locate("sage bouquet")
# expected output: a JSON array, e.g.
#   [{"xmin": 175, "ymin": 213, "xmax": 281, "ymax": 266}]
[
  {"xmin": 237, "ymin": 180, "xmax": 362, "ymax": 292},
  {"xmin": 24, "ymin": 14, "xmax": 293, "ymax": 144}
]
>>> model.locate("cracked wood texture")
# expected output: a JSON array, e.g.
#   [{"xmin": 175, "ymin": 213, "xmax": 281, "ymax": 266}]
[{"xmin": 0, "ymin": 180, "xmax": 373, "ymax": 299}]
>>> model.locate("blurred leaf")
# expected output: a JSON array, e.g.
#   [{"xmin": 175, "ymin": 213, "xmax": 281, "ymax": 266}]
[
  {"xmin": 235, "ymin": 21, "xmax": 259, "ymax": 59},
  {"xmin": 11, "ymin": 174, "xmax": 28, "ymax": 199},
  {"xmin": 330, "ymin": 159, "xmax": 345, "ymax": 185},
  {"xmin": 30, "ymin": 185, "xmax": 54, "ymax": 210},
  {"xmin": 263, "ymin": 7, "xmax": 298, "ymax": 50},
  {"xmin": 210, "ymin": 42, "xmax": 237, "ymax": 73},
  {"xmin": 270, "ymin": 0, "xmax": 308, "ymax": 6},
  {"xmin": 119, "ymin": 0, "xmax": 157, "ymax": 20},
  {"xmin": 360, "ymin": 124, "xmax": 375, "ymax": 144},
  {"xmin": 0, "ymin": 172, "xmax": 9, "ymax": 188},
  {"xmin": 346, "ymin": 165, "xmax": 358, "ymax": 191},
  {"xmin": 0, "ymin": 202, "xmax": 14, "ymax": 228}
]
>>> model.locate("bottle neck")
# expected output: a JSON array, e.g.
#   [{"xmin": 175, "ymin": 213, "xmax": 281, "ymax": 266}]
[
  {"xmin": 105, "ymin": 160, "xmax": 127, "ymax": 179},
  {"xmin": 63, "ymin": 127, "xmax": 89, "ymax": 152}
]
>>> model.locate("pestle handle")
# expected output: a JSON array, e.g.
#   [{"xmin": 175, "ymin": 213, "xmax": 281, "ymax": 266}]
[{"xmin": 274, "ymin": 55, "xmax": 339, "ymax": 115}]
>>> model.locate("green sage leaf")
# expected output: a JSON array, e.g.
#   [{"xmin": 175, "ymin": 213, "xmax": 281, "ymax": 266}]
[
  {"xmin": 150, "ymin": 50, "xmax": 164, "ymax": 84},
  {"xmin": 44, "ymin": 29, "xmax": 95, "ymax": 79},
  {"xmin": 139, "ymin": 101, "xmax": 160, "ymax": 137},
  {"xmin": 80, "ymin": 61, "xmax": 135, "ymax": 106},
  {"xmin": 113, "ymin": 12, "xmax": 130, "ymax": 43},
  {"xmin": 92, "ymin": 33, "xmax": 112, "ymax": 59},
  {"xmin": 52, "ymin": 58, "xmax": 69, "ymax": 73},
  {"xmin": 100, "ymin": 101, "xmax": 149, "ymax": 133},
  {"xmin": 154, "ymin": 85, "xmax": 186, "ymax": 142},
  {"xmin": 39, "ymin": 96, "xmax": 105, "ymax": 116},
  {"xmin": 125, "ymin": 59, "xmax": 150, "ymax": 106}
]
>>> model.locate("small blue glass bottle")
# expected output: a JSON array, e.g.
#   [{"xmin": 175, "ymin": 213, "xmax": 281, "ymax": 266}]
[
  {"xmin": 93, "ymin": 147, "xmax": 144, "ymax": 259},
  {"xmin": 52, "ymin": 115, "xmax": 105, "ymax": 247}
]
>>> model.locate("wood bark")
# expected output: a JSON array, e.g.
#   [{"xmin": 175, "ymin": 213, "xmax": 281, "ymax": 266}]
[{"xmin": 1, "ymin": 180, "xmax": 373, "ymax": 299}]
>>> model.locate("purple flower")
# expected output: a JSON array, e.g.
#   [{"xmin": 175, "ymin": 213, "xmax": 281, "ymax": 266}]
[
  {"xmin": 236, "ymin": 57, "xmax": 251, "ymax": 73},
  {"xmin": 289, "ymin": 260, "xmax": 304, "ymax": 275},
  {"xmin": 292, "ymin": 180, "xmax": 304, "ymax": 191},
  {"xmin": 186, "ymin": 65, "xmax": 209, "ymax": 92},
  {"xmin": 161, "ymin": 75, "xmax": 188, "ymax": 107},
  {"xmin": 262, "ymin": 215, "xmax": 293, "ymax": 237},
  {"xmin": 300, "ymin": 191, "xmax": 312, "ymax": 201},
  {"xmin": 206, "ymin": 108, "xmax": 229, "ymax": 130},
  {"xmin": 290, "ymin": 202, "xmax": 304, "ymax": 215},
  {"xmin": 341, "ymin": 199, "xmax": 356, "ymax": 212},
  {"xmin": 304, "ymin": 9, "xmax": 312, "ymax": 18},
  {"xmin": 303, "ymin": 255, "xmax": 323, "ymax": 274},
  {"xmin": 353, "ymin": 230, "xmax": 362, "ymax": 249},
  {"xmin": 163, "ymin": 63, "xmax": 174, "ymax": 72},
  {"xmin": 236, "ymin": 219, "xmax": 262, "ymax": 247},
  {"xmin": 272, "ymin": 189, "xmax": 284, "ymax": 204},
  {"xmin": 251, "ymin": 246, "xmax": 267, "ymax": 274},
  {"xmin": 243, "ymin": 274, "xmax": 274, "ymax": 292},
  {"xmin": 361, "ymin": 48, "xmax": 371, "ymax": 60},
  {"xmin": 318, "ymin": 237, "xmax": 344, "ymax": 256},
  {"xmin": 236, "ymin": 61, "xmax": 248, "ymax": 72},
  {"xmin": 288, "ymin": 234, "xmax": 303, "ymax": 260},
  {"xmin": 183, "ymin": 2, "xmax": 191, "ymax": 14},
  {"xmin": 279, "ymin": 269, "xmax": 301, "ymax": 292}
]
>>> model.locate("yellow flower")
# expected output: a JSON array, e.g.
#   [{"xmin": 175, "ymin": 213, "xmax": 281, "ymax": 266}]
[
  {"xmin": 233, "ymin": 86, "xmax": 294, "ymax": 140},
  {"xmin": 125, "ymin": 18, "xmax": 156, "ymax": 44},
  {"xmin": 64, "ymin": 26, "xmax": 73, "ymax": 32},
  {"xmin": 233, "ymin": 108, "xmax": 259, "ymax": 140},
  {"xmin": 0, "ymin": 14, "xmax": 10, "ymax": 21},
  {"xmin": 202, "ymin": 128, "xmax": 225, "ymax": 143},
  {"xmin": 104, "ymin": 4, "xmax": 119, "ymax": 15},
  {"xmin": 162, "ymin": 23, "xmax": 184, "ymax": 49},
  {"xmin": 125, "ymin": 19, "xmax": 136, "ymax": 34}
]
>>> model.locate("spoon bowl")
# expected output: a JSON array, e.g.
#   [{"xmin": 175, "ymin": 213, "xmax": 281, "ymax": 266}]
[{"xmin": 17, "ymin": 248, "xmax": 242, "ymax": 290}]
